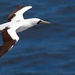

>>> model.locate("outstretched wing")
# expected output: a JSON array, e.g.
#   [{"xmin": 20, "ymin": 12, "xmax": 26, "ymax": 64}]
[
  {"xmin": 0, "ymin": 27, "xmax": 18, "ymax": 57},
  {"xmin": 8, "ymin": 6, "xmax": 32, "ymax": 22}
]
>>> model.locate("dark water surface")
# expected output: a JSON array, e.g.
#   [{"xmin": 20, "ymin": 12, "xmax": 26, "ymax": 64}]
[{"xmin": 0, "ymin": 0, "xmax": 75, "ymax": 75}]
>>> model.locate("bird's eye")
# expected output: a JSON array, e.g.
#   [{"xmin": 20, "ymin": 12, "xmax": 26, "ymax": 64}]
[{"xmin": 37, "ymin": 20, "xmax": 41, "ymax": 24}]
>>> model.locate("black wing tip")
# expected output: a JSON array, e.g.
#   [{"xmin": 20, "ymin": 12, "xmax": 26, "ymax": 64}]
[
  {"xmin": 8, "ymin": 5, "xmax": 25, "ymax": 22},
  {"xmin": 16, "ymin": 5, "xmax": 25, "ymax": 9}
]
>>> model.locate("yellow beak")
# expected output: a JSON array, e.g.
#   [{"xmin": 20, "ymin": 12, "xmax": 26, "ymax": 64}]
[{"xmin": 40, "ymin": 20, "xmax": 51, "ymax": 24}]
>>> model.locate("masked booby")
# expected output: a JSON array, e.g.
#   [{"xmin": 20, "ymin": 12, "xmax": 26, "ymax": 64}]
[{"xmin": 0, "ymin": 6, "xmax": 50, "ymax": 57}]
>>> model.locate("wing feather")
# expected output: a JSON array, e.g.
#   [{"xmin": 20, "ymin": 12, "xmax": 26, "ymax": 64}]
[
  {"xmin": 8, "ymin": 6, "xmax": 32, "ymax": 22},
  {"xmin": 0, "ymin": 27, "xmax": 16, "ymax": 57}
]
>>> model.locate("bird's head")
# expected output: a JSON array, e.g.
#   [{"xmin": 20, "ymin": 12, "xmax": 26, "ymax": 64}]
[{"xmin": 27, "ymin": 18, "xmax": 51, "ymax": 26}]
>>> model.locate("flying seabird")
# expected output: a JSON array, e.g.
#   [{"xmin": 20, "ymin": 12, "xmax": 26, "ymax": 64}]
[{"xmin": 0, "ymin": 6, "xmax": 50, "ymax": 57}]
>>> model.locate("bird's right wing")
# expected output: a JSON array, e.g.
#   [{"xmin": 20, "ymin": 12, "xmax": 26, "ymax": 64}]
[{"xmin": 8, "ymin": 6, "xmax": 32, "ymax": 22}]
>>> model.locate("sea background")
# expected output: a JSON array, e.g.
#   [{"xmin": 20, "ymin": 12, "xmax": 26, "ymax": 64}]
[{"xmin": 0, "ymin": 0, "xmax": 75, "ymax": 75}]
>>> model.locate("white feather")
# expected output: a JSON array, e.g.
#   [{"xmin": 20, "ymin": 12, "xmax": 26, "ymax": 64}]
[{"xmin": 11, "ymin": 6, "xmax": 32, "ymax": 21}]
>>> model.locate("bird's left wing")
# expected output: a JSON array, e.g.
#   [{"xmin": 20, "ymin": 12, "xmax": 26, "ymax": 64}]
[
  {"xmin": 8, "ymin": 6, "xmax": 32, "ymax": 22},
  {"xmin": 0, "ymin": 27, "xmax": 18, "ymax": 57}
]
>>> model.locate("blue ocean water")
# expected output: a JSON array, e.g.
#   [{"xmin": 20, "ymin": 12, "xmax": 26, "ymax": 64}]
[{"xmin": 0, "ymin": 0, "xmax": 75, "ymax": 75}]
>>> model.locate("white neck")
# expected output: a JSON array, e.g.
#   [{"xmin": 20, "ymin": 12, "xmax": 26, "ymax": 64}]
[{"xmin": 16, "ymin": 18, "xmax": 40, "ymax": 32}]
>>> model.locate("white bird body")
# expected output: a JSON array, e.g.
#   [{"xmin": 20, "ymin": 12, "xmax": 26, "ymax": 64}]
[
  {"xmin": 0, "ymin": 18, "xmax": 38, "ymax": 33},
  {"xmin": 0, "ymin": 5, "xmax": 50, "ymax": 57},
  {"xmin": 0, "ymin": 6, "xmax": 32, "ymax": 32}
]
